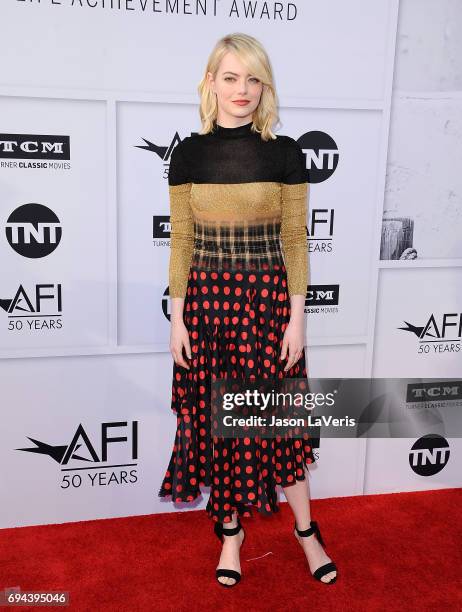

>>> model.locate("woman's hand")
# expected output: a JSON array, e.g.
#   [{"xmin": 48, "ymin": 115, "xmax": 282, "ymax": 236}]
[
  {"xmin": 280, "ymin": 319, "xmax": 305, "ymax": 371},
  {"xmin": 280, "ymin": 295, "xmax": 306, "ymax": 372},
  {"xmin": 170, "ymin": 317, "xmax": 192, "ymax": 370}
]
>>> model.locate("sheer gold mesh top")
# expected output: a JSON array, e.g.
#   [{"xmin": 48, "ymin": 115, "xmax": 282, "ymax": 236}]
[{"xmin": 168, "ymin": 120, "xmax": 309, "ymax": 299}]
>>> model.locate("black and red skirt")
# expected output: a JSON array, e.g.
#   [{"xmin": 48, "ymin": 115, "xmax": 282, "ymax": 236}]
[{"xmin": 158, "ymin": 262, "xmax": 316, "ymax": 524}]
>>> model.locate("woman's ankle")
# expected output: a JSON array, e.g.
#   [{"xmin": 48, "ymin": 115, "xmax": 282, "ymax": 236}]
[{"xmin": 222, "ymin": 515, "xmax": 238, "ymax": 530}]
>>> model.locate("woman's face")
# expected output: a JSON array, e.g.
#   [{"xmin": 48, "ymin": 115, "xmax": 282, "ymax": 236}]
[{"xmin": 208, "ymin": 51, "xmax": 263, "ymax": 126}]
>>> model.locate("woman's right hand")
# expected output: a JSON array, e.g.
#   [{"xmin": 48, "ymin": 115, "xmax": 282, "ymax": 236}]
[{"xmin": 170, "ymin": 318, "xmax": 192, "ymax": 369}]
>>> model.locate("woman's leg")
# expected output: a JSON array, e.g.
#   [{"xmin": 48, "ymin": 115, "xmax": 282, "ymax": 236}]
[
  {"xmin": 281, "ymin": 465, "xmax": 337, "ymax": 583},
  {"xmin": 215, "ymin": 511, "xmax": 245, "ymax": 586}
]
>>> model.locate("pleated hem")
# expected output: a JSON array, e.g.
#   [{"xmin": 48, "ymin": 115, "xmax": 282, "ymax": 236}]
[
  {"xmin": 159, "ymin": 455, "xmax": 315, "ymax": 524},
  {"xmin": 206, "ymin": 472, "xmax": 313, "ymax": 523}
]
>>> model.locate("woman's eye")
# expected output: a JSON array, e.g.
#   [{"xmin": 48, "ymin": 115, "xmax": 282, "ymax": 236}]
[{"xmin": 224, "ymin": 76, "xmax": 259, "ymax": 83}]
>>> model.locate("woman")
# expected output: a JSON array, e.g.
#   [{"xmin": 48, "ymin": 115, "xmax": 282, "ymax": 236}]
[{"xmin": 159, "ymin": 33, "xmax": 337, "ymax": 588}]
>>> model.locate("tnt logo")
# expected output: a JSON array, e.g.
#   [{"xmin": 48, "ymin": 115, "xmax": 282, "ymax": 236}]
[
  {"xmin": 297, "ymin": 131, "xmax": 339, "ymax": 184},
  {"xmin": 162, "ymin": 286, "xmax": 171, "ymax": 321},
  {"xmin": 5, "ymin": 203, "xmax": 62, "ymax": 258},
  {"xmin": 409, "ymin": 434, "xmax": 450, "ymax": 476}
]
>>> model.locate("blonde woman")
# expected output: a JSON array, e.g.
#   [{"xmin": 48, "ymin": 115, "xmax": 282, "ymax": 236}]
[{"xmin": 159, "ymin": 33, "xmax": 338, "ymax": 588}]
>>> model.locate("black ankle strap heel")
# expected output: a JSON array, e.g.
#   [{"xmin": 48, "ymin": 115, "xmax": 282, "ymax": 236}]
[
  {"xmin": 214, "ymin": 518, "xmax": 245, "ymax": 587},
  {"xmin": 294, "ymin": 520, "xmax": 338, "ymax": 584}
]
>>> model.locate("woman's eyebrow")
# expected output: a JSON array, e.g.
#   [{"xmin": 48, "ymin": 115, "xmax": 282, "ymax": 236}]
[{"xmin": 223, "ymin": 71, "xmax": 252, "ymax": 76}]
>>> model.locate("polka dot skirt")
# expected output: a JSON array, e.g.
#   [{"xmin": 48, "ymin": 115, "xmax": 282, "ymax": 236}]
[{"xmin": 158, "ymin": 264, "xmax": 316, "ymax": 524}]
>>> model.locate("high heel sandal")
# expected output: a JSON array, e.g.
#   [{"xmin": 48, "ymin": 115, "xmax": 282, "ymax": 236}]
[
  {"xmin": 294, "ymin": 520, "xmax": 338, "ymax": 584},
  {"xmin": 214, "ymin": 517, "xmax": 245, "ymax": 587}
]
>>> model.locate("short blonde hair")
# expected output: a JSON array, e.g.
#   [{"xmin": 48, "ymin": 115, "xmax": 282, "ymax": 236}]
[{"xmin": 197, "ymin": 33, "xmax": 279, "ymax": 141}]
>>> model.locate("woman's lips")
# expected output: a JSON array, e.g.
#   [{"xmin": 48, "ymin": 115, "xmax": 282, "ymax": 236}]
[{"xmin": 233, "ymin": 100, "xmax": 250, "ymax": 106}]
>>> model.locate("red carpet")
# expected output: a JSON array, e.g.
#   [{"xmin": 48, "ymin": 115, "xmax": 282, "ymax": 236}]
[{"xmin": 1, "ymin": 488, "xmax": 461, "ymax": 611}]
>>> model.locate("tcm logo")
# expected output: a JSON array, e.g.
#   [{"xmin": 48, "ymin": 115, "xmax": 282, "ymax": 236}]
[
  {"xmin": 0, "ymin": 134, "xmax": 70, "ymax": 160},
  {"xmin": 153, "ymin": 215, "xmax": 171, "ymax": 239},
  {"xmin": 409, "ymin": 434, "xmax": 450, "ymax": 476},
  {"xmin": 6, "ymin": 203, "xmax": 62, "ymax": 258},
  {"xmin": 17, "ymin": 422, "xmax": 139, "ymax": 489},
  {"xmin": 406, "ymin": 381, "xmax": 462, "ymax": 403},
  {"xmin": 297, "ymin": 131, "xmax": 339, "ymax": 184},
  {"xmin": 1, "ymin": 283, "xmax": 62, "ymax": 332},
  {"xmin": 306, "ymin": 285, "xmax": 339, "ymax": 306}
]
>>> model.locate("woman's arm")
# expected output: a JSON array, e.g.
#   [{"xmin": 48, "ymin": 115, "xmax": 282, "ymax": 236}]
[
  {"xmin": 279, "ymin": 139, "xmax": 309, "ymax": 371},
  {"xmin": 168, "ymin": 146, "xmax": 194, "ymax": 299},
  {"xmin": 168, "ymin": 143, "xmax": 194, "ymax": 369}
]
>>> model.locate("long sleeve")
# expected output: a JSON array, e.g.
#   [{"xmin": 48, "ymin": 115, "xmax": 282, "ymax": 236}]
[
  {"xmin": 168, "ymin": 142, "xmax": 194, "ymax": 299},
  {"xmin": 280, "ymin": 139, "xmax": 309, "ymax": 297}
]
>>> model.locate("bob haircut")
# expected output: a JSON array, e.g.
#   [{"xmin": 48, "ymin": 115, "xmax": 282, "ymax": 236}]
[{"xmin": 197, "ymin": 33, "xmax": 280, "ymax": 142}]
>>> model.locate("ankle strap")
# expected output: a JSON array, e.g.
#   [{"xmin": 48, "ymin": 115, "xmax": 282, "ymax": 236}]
[{"xmin": 294, "ymin": 520, "xmax": 325, "ymax": 547}]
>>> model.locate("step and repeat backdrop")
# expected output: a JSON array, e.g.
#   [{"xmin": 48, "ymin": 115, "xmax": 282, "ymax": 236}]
[{"xmin": 1, "ymin": 0, "xmax": 460, "ymax": 528}]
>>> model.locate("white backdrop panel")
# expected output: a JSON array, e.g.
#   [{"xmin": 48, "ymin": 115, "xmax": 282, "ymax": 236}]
[
  {"xmin": 281, "ymin": 107, "xmax": 383, "ymax": 342},
  {"xmin": 1, "ymin": 353, "xmax": 176, "ymax": 528},
  {"xmin": 364, "ymin": 437, "xmax": 461, "ymax": 495},
  {"xmin": 0, "ymin": 97, "xmax": 109, "ymax": 351},
  {"xmin": 3, "ymin": 1, "xmax": 393, "ymax": 102},
  {"xmin": 306, "ymin": 342, "xmax": 368, "ymax": 378},
  {"xmin": 384, "ymin": 97, "xmax": 462, "ymax": 259},
  {"xmin": 117, "ymin": 101, "xmax": 199, "ymax": 347},
  {"xmin": 373, "ymin": 267, "xmax": 462, "ymax": 377}
]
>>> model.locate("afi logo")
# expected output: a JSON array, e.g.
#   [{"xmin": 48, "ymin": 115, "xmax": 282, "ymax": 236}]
[
  {"xmin": 17, "ymin": 422, "xmax": 138, "ymax": 466},
  {"xmin": 0, "ymin": 284, "xmax": 62, "ymax": 316},
  {"xmin": 136, "ymin": 131, "xmax": 186, "ymax": 179},
  {"xmin": 6, "ymin": 204, "xmax": 62, "ymax": 258},
  {"xmin": 399, "ymin": 313, "xmax": 462, "ymax": 341},
  {"xmin": 308, "ymin": 209, "xmax": 335, "ymax": 239}
]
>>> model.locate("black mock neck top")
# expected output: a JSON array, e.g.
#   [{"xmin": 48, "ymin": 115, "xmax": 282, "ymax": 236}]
[
  {"xmin": 168, "ymin": 120, "xmax": 308, "ymax": 298},
  {"xmin": 212, "ymin": 120, "xmax": 255, "ymax": 139}
]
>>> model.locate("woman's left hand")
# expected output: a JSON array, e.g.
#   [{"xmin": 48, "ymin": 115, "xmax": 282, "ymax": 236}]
[{"xmin": 280, "ymin": 319, "xmax": 305, "ymax": 372}]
